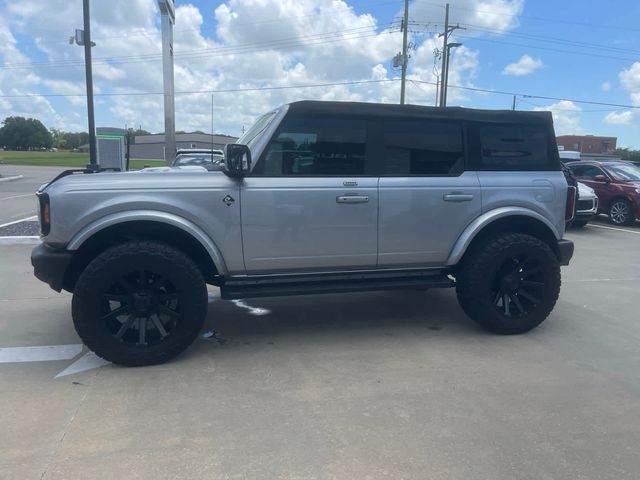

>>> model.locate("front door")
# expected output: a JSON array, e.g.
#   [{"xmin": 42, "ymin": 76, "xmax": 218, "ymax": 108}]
[{"xmin": 241, "ymin": 115, "xmax": 378, "ymax": 273}]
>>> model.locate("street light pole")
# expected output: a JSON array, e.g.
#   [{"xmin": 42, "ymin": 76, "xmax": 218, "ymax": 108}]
[
  {"xmin": 443, "ymin": 42, "xmax": 462, "ymax": 108},
  {"xmin": 157, "ymin": 0, "xmax": 176, "ymax": 165},
  {"xmin": 82, "ymin": 0, "xmax": 97, "ymax": 169}
]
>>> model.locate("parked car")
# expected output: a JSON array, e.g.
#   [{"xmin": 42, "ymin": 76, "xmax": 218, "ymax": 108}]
[
  {"xmin": 31, "ymin": 101, "xmax": 575, "ymax": 366},
  {"xmin": 172, "ymin": 149, "xmax": 224, "ymax": 168},
  {"xmin": 568, "ymin": 161, "xmax": 640, "ymax": 225},
  {"xmin": 572, "ymin": 182, "xmax": 599, "ymax": 228}
]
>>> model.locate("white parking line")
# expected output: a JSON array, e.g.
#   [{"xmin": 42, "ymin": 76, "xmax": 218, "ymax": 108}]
[
  {"xmin": 0, "ymin": 236, "xmax": 40, "ymax": 245},
  {"xmin": 0, "ymin": 344, "xmax": 83, "ymax": 363},
  {"xmin": 55, "ymin": 352, "xmax": 111, "ymax": 378},
  {"xmin": 589, "ymin": 224, "xmax": 640, "ymax": 235},
  {"xmin": 0, "ymin": 193, "xmax": 34, "ymax": 201},
  {"xmin": 0, "ymin": 215, "xmax": 37, "ymax": 228}
]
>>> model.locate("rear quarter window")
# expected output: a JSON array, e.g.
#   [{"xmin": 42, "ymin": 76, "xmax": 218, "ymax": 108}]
[{"xmin": 469, "ymin": 123, "xmax": 559, "ymax": 171}]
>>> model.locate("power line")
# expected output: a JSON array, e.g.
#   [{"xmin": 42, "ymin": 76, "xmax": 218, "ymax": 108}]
[
  {"xmin": 0, "ymin": 79, "xmax": 398, "ymax": 99},
  {"xmin": 409, "ymin": 79, "xmax": 640, "ymax": 109},
  {"xmin": 4, "ymin": 77, "xmax": 639, "ymax": 112},
  {"xmin": 0, "ymin": 25, "xmax": 399, "ymax": 70}
]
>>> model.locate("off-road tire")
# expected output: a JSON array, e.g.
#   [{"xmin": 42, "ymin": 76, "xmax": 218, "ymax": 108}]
[
  {"xmin": 72, "ymin": 241, "xmax": 207, "ymax": 366},
  {"xmin": 456, "ymin": 233, "xmax": 561, "ymax": 334}
]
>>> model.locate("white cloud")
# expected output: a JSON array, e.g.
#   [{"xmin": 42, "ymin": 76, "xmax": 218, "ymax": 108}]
[
  {"xmin": 606, "ymin": 62, "xmax": 640, "ymax": 126},
  {"xmin": 502, "ymin": 54, "xmax": 543, "ymax": 76},
  {"xmin": 619, "ymin": 62, "xmax": 640, "ymax": 106},
  {"xmin": 411, "ymin": 0, "xmax": 524, "ymax": 35},
  {"xmin": 534, "ymin": 100, "xmax": 582, "ymax": 135},
  {"xmin": 603, "ymin": 111, "xmax": 633, "ymax": 125},
  {"xmin": 0, "ymin": 0, "xmax": 498, "ymax": 135},
  {"xmin": 601, "ymin": 81, "xmax": 612, "ymax": 92}
]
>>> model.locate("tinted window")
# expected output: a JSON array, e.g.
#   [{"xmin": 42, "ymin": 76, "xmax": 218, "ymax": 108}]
[
  {"xmin": 382, "ymin": 119, "xmax": 463, "ymax": 175},
  {"xmin": 476, "ymin": 124, "xmax": 550, "ymax": 170},
  {"xmin": 569, "ymin": 164, "xmax": 605, "ymax": 180},
  {"xmin": 255, "ymin": 116, "xmax": 366, "ymax": 176}
]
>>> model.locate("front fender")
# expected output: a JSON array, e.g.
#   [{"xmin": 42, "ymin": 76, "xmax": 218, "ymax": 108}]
[
  {"xmin": 66, "ymin": 210, "xmax": 228, "ymax": 275},
  {"xmin": 445, "ymin": 207, "xmax": 561, "ymax": 266}
]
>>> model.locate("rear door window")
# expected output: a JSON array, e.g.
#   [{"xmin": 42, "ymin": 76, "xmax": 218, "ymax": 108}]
[{"xmin": 381, "ymin": 119, "xmax": 464, "ymax": 176}]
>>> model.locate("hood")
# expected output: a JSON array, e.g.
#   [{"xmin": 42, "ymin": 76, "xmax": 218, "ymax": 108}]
[{"xmin": 43, "ymin": 166, "xmax": 230, "ymax": 196}]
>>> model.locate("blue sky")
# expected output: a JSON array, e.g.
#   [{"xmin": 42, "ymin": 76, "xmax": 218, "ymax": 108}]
[{"xmin": 1, "ymin": 0, "xmax": 639, "ymax": 147}]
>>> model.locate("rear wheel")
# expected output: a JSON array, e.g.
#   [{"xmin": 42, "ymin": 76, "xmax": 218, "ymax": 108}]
[
  {"xmin": 72, "ymin": 241, "xmax": 207, "ymax": 366},
  {"xmin": 456, "ymin": 233, "xmax": 560, "ymax": 334},
  {"xmin": 609, "ymin": 199, "xmax": 633, "ymax": 226}
]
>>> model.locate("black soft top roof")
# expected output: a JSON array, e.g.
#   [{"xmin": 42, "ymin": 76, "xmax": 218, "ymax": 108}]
[{"xmin": 286, "ymin": 100, "xmax": 553, "ymax": 125}]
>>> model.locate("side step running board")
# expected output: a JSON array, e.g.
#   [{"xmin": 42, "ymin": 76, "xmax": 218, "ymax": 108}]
[{"xmin": 221, "ymin": 270, "xmax": 454, "ymax": 300}]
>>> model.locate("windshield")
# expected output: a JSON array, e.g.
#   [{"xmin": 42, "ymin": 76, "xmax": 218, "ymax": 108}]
[
  {"xmin": 607, "ymin": 164, "xmax": 640, "ymax": 181},
  {"xmin": 236, "ymin": 111, "xmax": 277, "ymax": 149}
]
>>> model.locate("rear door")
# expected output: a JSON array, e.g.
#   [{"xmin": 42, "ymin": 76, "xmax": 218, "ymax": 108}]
[
  {"xmin": 240, "ymin": 115, "xmax": 378, "ymax": 273},
  {"xmin": 377, "ymin": 117, "xmax": 482, "ymax": 267}
]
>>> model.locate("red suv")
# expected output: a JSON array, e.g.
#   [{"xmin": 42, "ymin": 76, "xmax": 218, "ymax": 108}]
[{"xmin": 568, "ymin": 161, "xmax": 640, "ymax": 225}]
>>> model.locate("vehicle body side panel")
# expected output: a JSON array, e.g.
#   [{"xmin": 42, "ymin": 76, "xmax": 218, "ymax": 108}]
[
  {"xmin": 476, "ymin": 171, "xmax": 567, "ymax": 237},
  {"xmin": 42, "ymin": 170, "xmax": 245, "ymax": 274}
]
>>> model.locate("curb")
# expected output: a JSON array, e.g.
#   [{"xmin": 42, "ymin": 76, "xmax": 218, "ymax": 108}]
[
  {"xmin": 0, "ymin": 175, "xmax": 24, "ymax": 184},
  {"xmin": 0, "ymin": 236, "xmax": 41, "ymax": 245}
]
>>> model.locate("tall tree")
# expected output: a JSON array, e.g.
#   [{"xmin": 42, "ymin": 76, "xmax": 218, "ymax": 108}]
[{"xmin": 0, "ymin": 117, "xmax": 53, "ymax": 149}]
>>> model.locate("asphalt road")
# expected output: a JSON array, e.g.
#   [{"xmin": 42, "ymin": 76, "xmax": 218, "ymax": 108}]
[
  {"xmin": 1, "ymin": 224, "xmax": 639, "ymax": 479},
  {"xmin": 0, "ymin": 165, "xmax": 67, "ymax": 226}
]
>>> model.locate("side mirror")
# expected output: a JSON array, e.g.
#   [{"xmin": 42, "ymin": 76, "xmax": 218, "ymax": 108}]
[
  {"xmin": 593, "ymin": 174, "xmax": 608, "ymax": 183},
  {"xmin": 223, "ymin": 144, "xmax": 251, "ymax": 178}
]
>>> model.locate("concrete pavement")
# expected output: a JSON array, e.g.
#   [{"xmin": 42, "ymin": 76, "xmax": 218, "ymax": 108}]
[
  {"xmin": 1, "ymin": 226, "xmax": 639, "ymax": 479},
  {"xmin": 0, "ymin": 165, "xmax": 66, "ymax": 225}
]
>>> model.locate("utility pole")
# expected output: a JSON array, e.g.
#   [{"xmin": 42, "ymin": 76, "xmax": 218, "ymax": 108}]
[
  {"xmin": 400, "ymin": 0, "xmax": 410, "ymax": 104},
  {"xmin": 512, "ymin": 95, "xmax": 517, "ymax": 110}
]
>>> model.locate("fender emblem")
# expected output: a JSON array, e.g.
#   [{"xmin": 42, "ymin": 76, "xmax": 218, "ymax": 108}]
[{"xmin": 222, "ymin": 195, "xmax": 235, "ymax": 206}]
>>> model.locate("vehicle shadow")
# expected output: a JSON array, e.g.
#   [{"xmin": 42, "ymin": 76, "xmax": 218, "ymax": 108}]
[{"xmin": 198, "ymin": 288, "xmax": 481, "ymax": 350}]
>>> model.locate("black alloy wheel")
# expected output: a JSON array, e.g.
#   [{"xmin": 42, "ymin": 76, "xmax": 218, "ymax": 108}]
[
  {"xmin": 101, "ymin": 269, "xmax": 180, "ymax": 347},
  {"xmin": 491, "ymin": 255, "xmax": 545, "ymax": 318}
]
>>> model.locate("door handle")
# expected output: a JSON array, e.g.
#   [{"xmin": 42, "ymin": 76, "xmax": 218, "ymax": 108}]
[
  {"xmin": 337, "ymin": 195, "xmax": 369, "ymax": 204},
  {"xmin": 443, "ymin": 193, "xmax": 474, "ymax": 202}
]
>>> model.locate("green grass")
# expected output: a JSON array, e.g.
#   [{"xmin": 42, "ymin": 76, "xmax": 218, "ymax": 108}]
[{"xmin": 0, "ymin": 150, "xmax": 165, "ymax": 170}]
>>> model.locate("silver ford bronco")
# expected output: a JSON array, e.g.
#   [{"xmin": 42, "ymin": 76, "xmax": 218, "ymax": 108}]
[{"xmin": 31, "ymin": 101, "xmax": 575, "ymax": 366}]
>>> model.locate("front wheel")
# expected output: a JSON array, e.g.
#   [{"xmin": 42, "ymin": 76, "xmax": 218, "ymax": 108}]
[
  {"xmin": 456, "ymin": 233, "xmax": 561, "ymax": 334},
  {"xmin": 72, "ymin": 241, "xmax": 208, "ymax": 366},
  {"xmin": 609, "ymin": 199, "xmax": 633, "ymax": 226}
]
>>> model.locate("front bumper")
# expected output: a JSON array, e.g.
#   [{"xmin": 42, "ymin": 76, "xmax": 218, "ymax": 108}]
[
  {"xmin": 557, "ymin": 239, "xmax": 574, "ymax": 266},
  {"xmin": 31, "ymin": 243, "xmax": 73, "ymax": 292}
]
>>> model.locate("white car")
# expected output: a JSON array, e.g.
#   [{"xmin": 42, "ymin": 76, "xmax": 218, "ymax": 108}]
[{"xmin": 573, "ymin": 182, "xmax": 599, "ymax": 228}]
